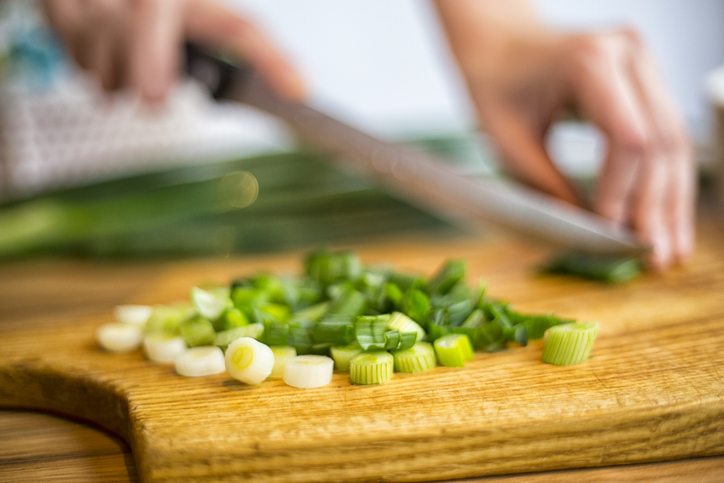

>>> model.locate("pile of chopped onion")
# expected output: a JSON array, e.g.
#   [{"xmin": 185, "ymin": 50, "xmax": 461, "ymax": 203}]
[{"xmin": 98, "ymin": 249, "xmax": 597, "ymax": 388}]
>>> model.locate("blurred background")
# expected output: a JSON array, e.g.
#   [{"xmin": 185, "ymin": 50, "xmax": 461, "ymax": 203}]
[{"xmin": 1, "ymin": 0, "xmax": 723, "ymax": 258}]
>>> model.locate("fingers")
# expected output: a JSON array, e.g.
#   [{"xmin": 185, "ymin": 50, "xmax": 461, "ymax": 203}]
[
  {"xmin": 183, "ymin": 0, "xmax": 306, "ymax": 100},
  {"xmin": 128, "ymin": 0, "xmax": 186, "ymax": 103},
  {"xmin": 474, "ymin": 94, "xmax": 583, "ymax": 206},
  {"xmin": 625, "ymin": 34, "xmax": 695, "ymax": 262},
  {"xmin": 565, "ymin": 32, "xmax": 694, "ymax": 268}
]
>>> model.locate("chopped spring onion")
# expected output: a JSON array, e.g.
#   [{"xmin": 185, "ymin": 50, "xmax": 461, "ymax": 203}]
[
  {"xmin": 175, "ymin": 346, "xmax": 226, "ymax": 377},
  {"xmin": 305, "ymin": 249, "xmax": 362, "ymax": 287},
  {"xmin": 145, "ymin": 305, "xmax": 192, "ymax": 334},
  {"xmin": 179, "ymin": 317, "xmax": 217, "ymax": 347},
  {"xmin": 349, "ymin": 351, "xmax": 394, "ymax": 385},
  {"xmin": 330, "ymin": 343, "xmax": 362, "ymax": 372},
  {"xmin": 283, "ymin": 355, "xmax": 334, "ymax": 388},
  {"xmin": 262, "ymin": 318, "xmax": 290, "ymax": 346},
  {"xmin": 97, "ymin": 323, "xmax": 143, "ymax": 352},
  {"xmin": 428, "ymin": 259, "xmax": 465, "ymax": 295},
  {"xmin": 213, "ymin": 307, "xmax": 249, "ymax": 332},
  {"xmin": 327, "ymin": 288, "xmax": 368, "ymax": 317},
  {"xmin": 434, "ymin": 333, "xmax": 474, "ymax": 367},
  {"xmin": 313, "ymin": 315, "xmax": 354, "ymax": 345},
  {"xmin": 292, "ymin": 301, "xmax": 330, "ymax": 322},
  {"xmin": 270, "ymin": 346, "xmax": 297, "ymax": 378},
  {"xmin": 382, "ymin": 283, "xmax": 404, "ymax": 307},
  {"xmin": 541, "ymin": 251, "xmax": 641, "ymax": 284},
  {"xmin": 225, "ymin": 337, "xmax": 274, "ymax": 384},
  {"xmin": 215, "ymin": 323, "xmax": 264, "ymax": 348},
  {"xmin": 113, "ymin": 305, "xmax": 153, "ymax": 327},
  {"xmin": 143, "ymin": 333, "xmax": 187, "ymax": 362},
  {"xmin": 355, "ymin": 315, "xmax": 416, "ymax": 351},
  {"xmin": 386, "ymin": 311, "xmax": 426, "ymax": 342},
  {"xmin": 191, "ymin": 286, "xmax": 231, "ymax": 320},
  {"xmin": 392, "ymin": 342, "xmax": 436, "ymax": 373},
  {"xmin": 402, "ymin": 289, "xmax": 430, "ymax": 326},
  {"xmin": 542, "ymin": 322, "xmax": 599, "ymax": 366}
]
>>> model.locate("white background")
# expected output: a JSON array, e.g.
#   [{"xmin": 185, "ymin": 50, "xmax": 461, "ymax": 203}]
[{"xmin": 231, "ymin": 0, "xmax": 724, "ymax": 141}]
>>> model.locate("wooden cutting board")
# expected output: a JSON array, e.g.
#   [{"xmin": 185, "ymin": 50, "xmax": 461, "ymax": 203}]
[{"xmin": 1, "ymin": 220, "xmax": 724, "ymax": 483}]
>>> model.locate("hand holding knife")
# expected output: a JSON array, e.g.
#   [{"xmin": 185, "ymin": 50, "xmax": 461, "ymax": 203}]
[{"xmin": 185, "ymin": 43, "xmax": 646, "ymax": 256}]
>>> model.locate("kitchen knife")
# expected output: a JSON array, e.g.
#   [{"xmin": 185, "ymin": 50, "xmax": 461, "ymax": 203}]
[{"xmin": 185, "ymin": 44, "xmax": 646, "ymax": 255}]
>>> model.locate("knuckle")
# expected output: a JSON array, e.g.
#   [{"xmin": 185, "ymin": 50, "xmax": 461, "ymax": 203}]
[{"xmin": 616, "ymin": 126, "xmax": 652, "ymax": 158}]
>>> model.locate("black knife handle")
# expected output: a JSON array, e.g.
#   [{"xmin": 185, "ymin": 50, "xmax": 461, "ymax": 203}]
[{"xmin": 184, "ymin": 43, "xmax": 252, "ymax": 99}]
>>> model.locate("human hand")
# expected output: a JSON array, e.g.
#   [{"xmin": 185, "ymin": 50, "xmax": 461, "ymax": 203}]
[
  {"xmin": 43, "ymin": 0, "xmax": 305, "ymax": 102},
  {"xmin": 436, "ymin": 0, "xmax": 694, "ymax": 269}
]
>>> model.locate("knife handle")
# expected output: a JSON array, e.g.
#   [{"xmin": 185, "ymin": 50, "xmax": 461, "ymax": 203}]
[{"xmin": 184, "ymin": 43, "xmax": 251, "ymax": 99}]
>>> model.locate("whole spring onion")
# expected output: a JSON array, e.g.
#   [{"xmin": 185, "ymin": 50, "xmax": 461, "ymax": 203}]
[
  {"xmin": 270, "ymin": 346, "xmax": 297, "ymax": 378},
  {"xmin": 392, "ymin": 342, "xmax": 436, "ymax": 373},
  {"xmin": 349, "ymin": 351, "xmax": 394, "ymax": 385},
  {"xmin": 283, "ymin": 355, "xmax": 334, "ymax": 388},
  {"xmin": 330, "ymin": 343, "xmax": 362, "ymax": 372},
  {"xmin": 143, "ymin": 333, "xmax": 187, "ymax": 363},
  {"xmin": 175, "ymin": 346, "xmax": 226, "ymax": 377},
  {"xmin": 434, "ymin": 334, "xmax": 474, "ymax": 367},
  {"xmin": 225, "ymin": 337, "xmax": 274, "ymax": 384},
  {"xmin": 542, "ymin": 322, "xmax": 600, "ymax": 366},
  {"xmin": 97, "ymin": 322, "xmax": 143, "ymax": 353}
]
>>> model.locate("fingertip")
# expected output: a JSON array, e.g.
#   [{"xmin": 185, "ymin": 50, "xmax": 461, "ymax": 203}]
[{"xmin": 673, "ymin": 224, "xmax": 695, "ymax": 264}]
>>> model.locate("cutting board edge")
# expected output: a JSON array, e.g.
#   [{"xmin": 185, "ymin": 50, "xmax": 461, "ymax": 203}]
[{"xmin": 2, "ymin": 360, "xmax": 724, "ymax": 483}]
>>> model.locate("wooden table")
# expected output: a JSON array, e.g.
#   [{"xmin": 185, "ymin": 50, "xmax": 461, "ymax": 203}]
[{"xmin": 2, "ymin": 215, "xmax": 724, "ymax": 482}]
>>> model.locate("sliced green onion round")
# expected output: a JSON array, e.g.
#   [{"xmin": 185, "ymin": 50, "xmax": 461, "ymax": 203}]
[
  {"xmin": 113, "ymin": 305, "xmax": 153, "ymax": 327},
  {"xmin": 97, "ymin": 323, "xmax": 143, "ymax": 353},
  {"xmin": 175, "ymin": 346, "xmax": 226, "ymax": 377},
  {"xmin": 434, "ymin": 334, "xmax": 474, "ymax": 367},
  {"xmin": 542, "ymin": 322, "xmax": 599, "ymax": 366},
  {"xmin": 191, "ymin": 286, "xmax": 231, "ymax": 320},
  {"xmin": 179, "ymin": 318, "xmax": 216, "ymax": 347},
  {"xmin": 330, "ymin": 343, "xmax": 362, "ymax": 372},
  {"xmin": 225, "ymin": 337, "xmax": 274, "ymax": 384},
  {"xmin": 392, "ymin": 342, "xmax": 436, "ymax": 373},
  {"xmin": 386, "ymin": 311, "xmax": 426, "ymax": 341},
  {"xmin": 145, "ymin": 305, "xmax": 192, "ymax": 334},
  {"xmin": 270, "ymin": 346, "xmax": 297, "ymax": 378},
  {"xmin": 349, "ymin": 351, "xmax": 394, "ymax": 385},
  {"xmin": 143, "ymin": 333, "xmax": 187, "ymax": 362},
  {"xmin": 283, "ymin": 355, "xmax": 334, "ymax": 388}
]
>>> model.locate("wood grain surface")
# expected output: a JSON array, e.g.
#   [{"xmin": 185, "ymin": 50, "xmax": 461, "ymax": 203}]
[
  {"xmin": 1, "ymin": 220, "xmax": 724, "ymax": 483},
  {"xmin": 2, "ymin": 411, "xmax": 724, "ymax": 483}
]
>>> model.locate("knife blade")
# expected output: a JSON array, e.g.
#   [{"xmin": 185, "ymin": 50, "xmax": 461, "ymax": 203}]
[{"xmin": 186, "ymin": 44, "xmax": 647, "ymax": 255}]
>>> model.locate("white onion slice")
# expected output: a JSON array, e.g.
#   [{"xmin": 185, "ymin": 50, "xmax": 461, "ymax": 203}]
[
  {"xmin": 113, "ymin": 305, "xmax": 153, "ymax": 327},
  {"xmin": 143, "ymin": 333, "xmax": 187, "ymax": 363},
  {"xmin": 97, "ymin": 323, "xmax": 143, "ymax": 353},
  {"xmin": 225, "ymin": 337, "xmax": 274, "ymax": 384},
  {"xmin": 270, "ymin": 346, "xmax": 297, "ymax": 378},
  {"xmin": 175, "ymin": 346, "xmax": 226, "ymax": 377},
  {"xmin": 283, "ymin": 355, "xmax": 334, "ymax": 389}
]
